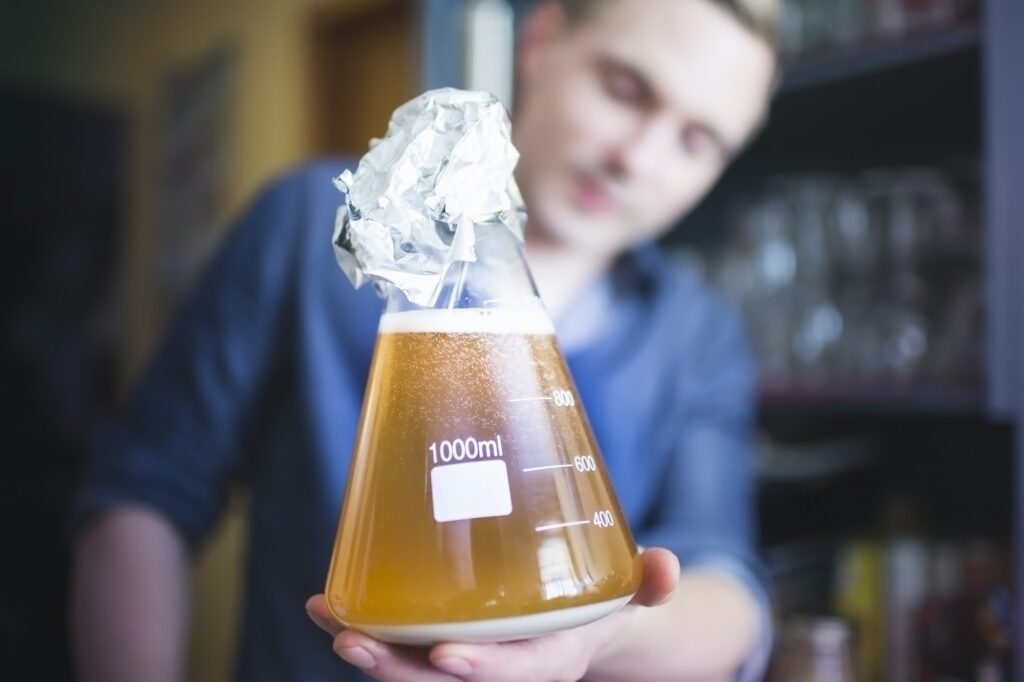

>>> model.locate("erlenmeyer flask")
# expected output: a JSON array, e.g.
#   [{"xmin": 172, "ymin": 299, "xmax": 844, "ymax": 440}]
[{"xmin": 324, "ymin": 225, "xmax": 642, "ymax": 644}]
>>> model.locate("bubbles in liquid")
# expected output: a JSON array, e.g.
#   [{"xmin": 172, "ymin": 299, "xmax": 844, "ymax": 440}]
[{"xmin": 325, "ymin": 307, "xmax": 641, "ymax": 637}]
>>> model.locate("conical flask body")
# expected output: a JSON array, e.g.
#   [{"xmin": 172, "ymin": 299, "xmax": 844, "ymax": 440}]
[{"xmin": 325, "ymin": 228, "xmax": 642, "ymax": 644}]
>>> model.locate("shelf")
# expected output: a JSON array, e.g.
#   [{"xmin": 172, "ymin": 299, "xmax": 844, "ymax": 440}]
[
  {"xmin": 758, "ymin": 434, "xmax": 879, "ymax": 483},
  {"xmin": 756, "ymin": 383, "xmax": 997, "ymax": 447},
  {"xmin": 780, "ymin": 23, "xmax": 982, "ymax": 93},
  {"xmin": 671, "ymin": 24, "xmax": 983, "ymax": 250},
  {"xmin": 758, "ymin": 383, "xmax": 984, "ymax": 417}
]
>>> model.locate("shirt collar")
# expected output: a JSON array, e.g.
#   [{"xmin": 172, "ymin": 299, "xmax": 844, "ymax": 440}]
[{"xmin": 554, "ymin": 242, "xmax": 667, "ymax": 354}]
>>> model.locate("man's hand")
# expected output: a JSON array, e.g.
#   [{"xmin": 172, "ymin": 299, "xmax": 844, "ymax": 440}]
[{"xmin": 306, "ymin": 547, "xmax": 679, "ymax": 682}]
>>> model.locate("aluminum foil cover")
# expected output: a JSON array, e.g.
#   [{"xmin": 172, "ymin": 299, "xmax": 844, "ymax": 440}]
[{"xmin": 332, "ymin": 88, "xmax": 525, "ymax": 306}]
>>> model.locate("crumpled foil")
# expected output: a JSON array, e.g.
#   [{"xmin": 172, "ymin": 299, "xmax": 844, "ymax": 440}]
[{"xmin": 332, "ymin": 88, "xmax": 526, "ymax": 306}]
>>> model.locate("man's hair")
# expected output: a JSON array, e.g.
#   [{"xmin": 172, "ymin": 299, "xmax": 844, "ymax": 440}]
[{"xmin": 558, "ymin": 0, "xmax": 780, "ymax": 50}]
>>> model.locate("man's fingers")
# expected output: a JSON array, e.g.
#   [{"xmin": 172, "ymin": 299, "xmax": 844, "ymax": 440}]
[
  {"xmin": 305, "ymin": 594, "xmax": 343, "ymax": 637},
  {"xmin": 431, "ymin": 631, "xmax": 588, "ymax": 682},
  {"xmin": 333, "ymin": 630, "xmax": 461, "ymax": 682},
  {"xmin": 630, "ymin": 547, "xmax": 680, "ymax": 607}
]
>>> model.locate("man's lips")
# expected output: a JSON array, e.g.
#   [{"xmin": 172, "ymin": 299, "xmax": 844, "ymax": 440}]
[{"xmin": 571, "ymin": 171, "xmax": 616, "ymax": 214}]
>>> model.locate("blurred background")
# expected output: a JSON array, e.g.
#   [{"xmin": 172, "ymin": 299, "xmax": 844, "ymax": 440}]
[{"xmin": 1, "ymin": 0, "xmax": 1020, "ymax": 679}]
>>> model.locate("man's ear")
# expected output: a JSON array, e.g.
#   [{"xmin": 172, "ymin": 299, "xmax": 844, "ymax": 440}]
[{"xmin": 516, "ymin": 1, "xmax": 567, "ymax": 88}]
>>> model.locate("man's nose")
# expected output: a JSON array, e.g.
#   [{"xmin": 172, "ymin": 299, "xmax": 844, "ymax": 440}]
[{"xmin": 606, "ymin": 116, "xmax": 677, "ymax": 181}]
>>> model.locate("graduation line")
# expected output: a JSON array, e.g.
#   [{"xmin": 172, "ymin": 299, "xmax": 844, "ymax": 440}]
[
  {"xmin": 535, "ymin": 520, "xmax": 591, "ymax": 532},
  {"xmin": 522, "ymin": 463, "xmax": 574, "ymax": 472}
]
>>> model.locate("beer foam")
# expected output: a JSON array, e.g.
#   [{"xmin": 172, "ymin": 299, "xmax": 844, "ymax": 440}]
[{"xmin": 379, "ymin": 307, "xmax": 555, "ymax": 335}]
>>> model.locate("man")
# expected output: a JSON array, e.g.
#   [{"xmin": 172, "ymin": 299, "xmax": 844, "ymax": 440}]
[{"xmin": 72, "ymin": 0, "xmax": 779, "ymax": 680}]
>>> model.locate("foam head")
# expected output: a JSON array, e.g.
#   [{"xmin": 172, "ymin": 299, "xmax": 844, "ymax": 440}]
[{"xmin": 379, "ymin": 306, "xmax": 555, "ymax": 335}]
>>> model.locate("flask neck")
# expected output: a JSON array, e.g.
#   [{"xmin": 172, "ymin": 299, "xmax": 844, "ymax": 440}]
[{"xmin": 384, "ymin": 225, "xmax": 546, "ymax": 315}]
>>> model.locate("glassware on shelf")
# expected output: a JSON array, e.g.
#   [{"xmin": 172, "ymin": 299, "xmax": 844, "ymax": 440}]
[
  {"xmin": 772, "ymin": 617, "xmax": 859, "ymax": 682},
  {"xmin": 702, "ymin": 163, "xmax": 982, "ymax": 396},
  {"xmin": 779, "ymin": 0, "xmax": 980, "ymax": 59}
]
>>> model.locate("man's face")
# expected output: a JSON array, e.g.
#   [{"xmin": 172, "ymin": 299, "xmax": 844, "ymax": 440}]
[{"xmin": 513, "ymin": 0, "xmax": 776, "ymax": 258}]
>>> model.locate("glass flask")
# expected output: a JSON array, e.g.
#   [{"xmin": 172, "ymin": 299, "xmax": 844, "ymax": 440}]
[{"xmin": 324, "ymin": 226, "xmax": 642, "ymax": 644}]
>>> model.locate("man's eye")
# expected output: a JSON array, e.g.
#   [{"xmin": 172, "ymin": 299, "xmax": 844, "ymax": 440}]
[
  {"xmin": 682, "ymin": 126, "xmax": 719, "ymax": 158},
  {"xmin": 603, "ymin": 71, "xmax": 644, "ymax": 105}
]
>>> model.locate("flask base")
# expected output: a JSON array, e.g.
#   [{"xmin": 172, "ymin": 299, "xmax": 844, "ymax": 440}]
[{"xmin": 346, "ymin": 594, "xmax": 633, "ymax": 645}]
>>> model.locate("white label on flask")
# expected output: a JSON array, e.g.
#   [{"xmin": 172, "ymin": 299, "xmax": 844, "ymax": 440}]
[{"xmin": 431, "ymin": 460, "xmax": 512, "ymax": 523}]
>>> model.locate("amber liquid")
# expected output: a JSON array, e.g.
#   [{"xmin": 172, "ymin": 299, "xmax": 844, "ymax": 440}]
[{"xmin": 325, "ymin": 309, "xmax": 641, "ymax": 627}]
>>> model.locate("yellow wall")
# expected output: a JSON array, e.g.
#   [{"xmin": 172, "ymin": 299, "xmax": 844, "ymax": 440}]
[
  {"xmin": 3, "ymin": 0, "xmax": 383, "ymax": 376},
  {"xmin": 2, "ymin": 1, "xmax": 393, "ymax": 679}
]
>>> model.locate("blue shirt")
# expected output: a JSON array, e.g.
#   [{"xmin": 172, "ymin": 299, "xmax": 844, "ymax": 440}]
[{"xmin": 74, "ymin": 159, "xmax": 769, "ymax": 680}]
